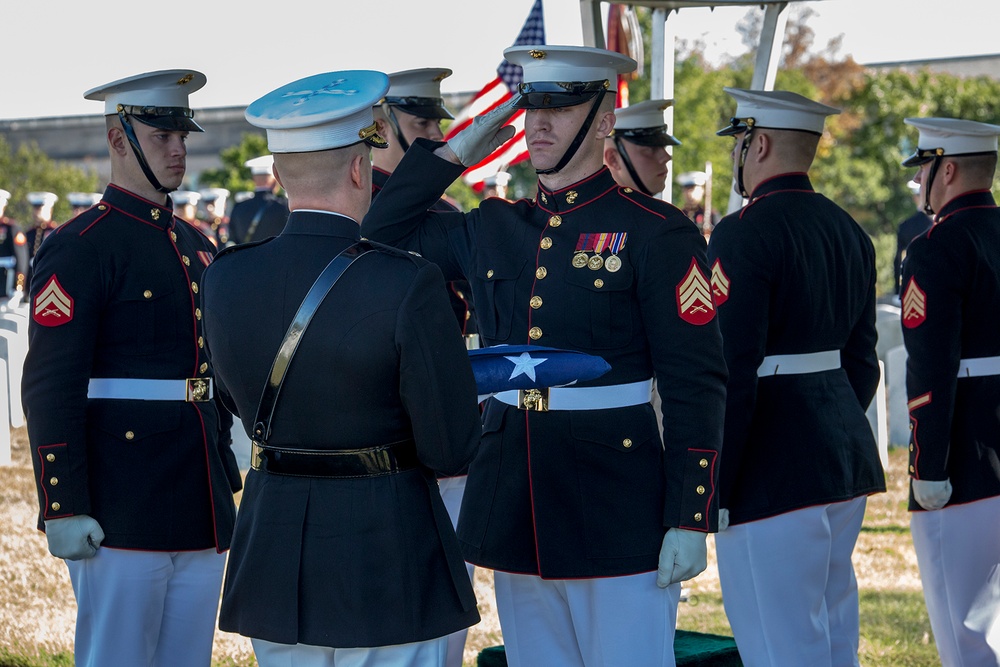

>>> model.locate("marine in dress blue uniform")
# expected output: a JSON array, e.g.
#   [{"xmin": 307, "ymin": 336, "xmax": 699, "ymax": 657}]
[
  {"xmin": 0, "ymin": 189, "xmax": 22, "ymax": 296},
  {"xmin": 199, "ymin": 187, "xmax": 231, "ymax": 246},
  {"xmin": 371, "ymin": 66, "xmax": 479, "ymax": 667},
  {"xmin": 362, "ymin": 46, "xmax": 727, "ymax": 667},
  {"xmin": 707, "ymin": 88, "xmax": 885, "ymax": 667},
  {"xmin": 893, "ymin": 179, "xmax": 933, "ymax": 297},
  {"xmin": 204, "ymin": 70, "xmax": 481, "ymax": 667},
  {"xmin": 900, "ymin": 116, "xmax": 1000, "ymax": 666},
  {"xmin": 677, "ymin": 171, "xmax": 721, "ymax": 237},
  {"xmin": 22, "ymin": 191, "xmax": 60, "ymax": 294},
  {"xmin": 227, "ymin": 154, "xmax": 289, "ymax": 244},
  {"xmin": 21, "ymin": 69, "xmax": 240, "ymax": 667},
  {"xmin": 602, "ymin": 98, "xmax": 679, "ymax": 197}
]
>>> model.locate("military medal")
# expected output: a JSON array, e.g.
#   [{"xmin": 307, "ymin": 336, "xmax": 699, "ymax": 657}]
[
  {"xmin": 588, "ymin": 254, "xmax": 604, "ymax": 270},
  {"xmin": 605, "ymin": 255, "xmax": 622, "ymax": 272},
  {"xmin": 572, "ymin": 252, "xmax": 589, "ymax": 268}
]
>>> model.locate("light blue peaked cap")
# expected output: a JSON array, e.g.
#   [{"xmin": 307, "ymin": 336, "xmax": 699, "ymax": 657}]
[{"xmin": 245, "ymin": 70, "xmax": 390, "ymax": 153}]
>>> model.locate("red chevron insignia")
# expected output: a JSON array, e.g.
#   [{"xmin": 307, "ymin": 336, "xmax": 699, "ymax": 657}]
[
  {"xmin": 33, "ymin": 275, "xmax": 74, "ymax": 327},
  {"xmin": 902, "ymin": 277, "xmax": 926, "ymax": 329},
  {"xmin": 710, "ymin": 259, "xmax": 730, "ymax": 306},
  {"xmin": 676, "ymin": 258, "xmax": 715, "ymax": 325}
]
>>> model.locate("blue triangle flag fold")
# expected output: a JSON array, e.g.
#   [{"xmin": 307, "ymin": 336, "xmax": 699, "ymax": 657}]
[{"xmin": 468, "ymin": 345, "xmax": 611, "ymax": 396}]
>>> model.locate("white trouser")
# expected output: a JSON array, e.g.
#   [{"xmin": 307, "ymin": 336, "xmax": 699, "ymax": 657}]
[
  {"xmin": 437, "ymin": 475, "xmax": 475, "ymax": 667},
  {"xmin": 252, "ymin": 636, "xmax": 447, "ymax": 667},
  {"xmin": 493, "ymin": 570, "xmax": 679, "ymax": 667},
  {"xmin": 66, "ymin": 547, "xmax": 226, "ymax": 667},
  {"xmin": 715, "ymin": 497, "xmax": 867, "ymax": 667},
  {"xmin": 911, "ymin": 495, "xmax": 1000, "ymax": 666}
]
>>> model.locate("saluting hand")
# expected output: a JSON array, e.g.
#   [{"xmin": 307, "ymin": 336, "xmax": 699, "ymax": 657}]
[{"xmin": 444, "ymin": 97, "xmax": 519, "ymax": 167}]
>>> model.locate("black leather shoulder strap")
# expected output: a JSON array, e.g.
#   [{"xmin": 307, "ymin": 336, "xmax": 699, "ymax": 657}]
[{"xmin": 252, "ymin": 241, "xmax": 376, "ymax": 444}]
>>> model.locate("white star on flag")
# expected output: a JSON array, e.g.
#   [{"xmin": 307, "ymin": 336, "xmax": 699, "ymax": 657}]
[{"xmin": 505, "ymin": 352, "xmax": 548, "ymax": 382}]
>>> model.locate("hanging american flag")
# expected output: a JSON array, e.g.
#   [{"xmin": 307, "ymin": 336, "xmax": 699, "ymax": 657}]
[{"xmin": 444, "ymin": 0, "xmax": 545, "ymax": 189}]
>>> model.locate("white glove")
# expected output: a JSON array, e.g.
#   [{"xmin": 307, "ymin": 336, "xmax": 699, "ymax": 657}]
[
  {"xmin": 718, "ymin": 508, "xmax": 730, "ymax": 532},
  {"xmin": 446, "ymin": 97, "xmax": 519, "ymax": 167},
  {"xmin": 657, "ymin": 528, "xmax": 708, "ymax": 588},
  {"xmin": 44, "ymin": 515, "xmax": 104, "ymax": 560},
  {"xmin": 912, "ymin": 478, "xmax": 952, "ymax": 511}
]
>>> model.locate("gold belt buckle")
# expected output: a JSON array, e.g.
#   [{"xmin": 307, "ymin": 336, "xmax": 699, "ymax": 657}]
[
  {"xmin": 518, "ymin": 387, "xmax": 549, "ymax": 412},
  {"xmin": 186, "ymin": 377, "xmax": 212, "ymax": 402},
  {"xmin": 250, "ymin": 441, "xmax": 264, "ymax": 470},
  {"xmin": 464, "ymin": 333, "xmax": 481, "ymax": 350}
]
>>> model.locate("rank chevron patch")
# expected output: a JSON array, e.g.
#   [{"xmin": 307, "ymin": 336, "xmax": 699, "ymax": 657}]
[
  {"xmin": 676, "ymin": 258, "xmax": 715, "ymax": 325},
  {"xmin": 710, "ymin": 259, "xmax": 730, "ymax": 306},
  {"xmin": 33, "ymin": 275, "xmax": 74, "ymax": 327},
  {"xmin": 902, "ymin": 277, "xmax": 926, "ymax": 329}
]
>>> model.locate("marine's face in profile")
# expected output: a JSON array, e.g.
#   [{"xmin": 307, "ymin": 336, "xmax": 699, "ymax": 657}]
[{"xmin": 132, "ymin": 120, "xmax": 189, "ymax": 192}]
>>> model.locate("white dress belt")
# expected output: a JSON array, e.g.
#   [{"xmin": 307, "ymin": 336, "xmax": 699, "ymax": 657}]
[
  {"xmin": 757, "ymin": 350, "xmax": 841, "ymax": 377},
  {"xmin": 494, "ymin": 379, "xmax": 653, "ymax": 411},
  {"xmin": 87, "ymin": 377, "xmax": 214, "ymax": 402},
  {"xmin": 957, "ymin": 356, "xmax": 1000, "ymax": 378}
]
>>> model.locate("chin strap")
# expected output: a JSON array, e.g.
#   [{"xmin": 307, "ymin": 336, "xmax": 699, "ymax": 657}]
[
  {"xmin": 734, "ymin": 119, "xmax": 756, "ymax": 198},
  {"xmin": 613, "ymin": 137, "xmax": 652, "ymax": 196},
  {"xmin": 536, "ymin": 90, "xmax": 607, "ymax": 176},
  {"xmin": 381, "ymin": 103, "xmax": 410, "ymax": 154},
  {"xmin": 922, "ymin": 156, "xmax": 942, "ymax": 216},
  {"xmin": 117, "ymin": 108, "xmax": 172, "ymax": 194}
]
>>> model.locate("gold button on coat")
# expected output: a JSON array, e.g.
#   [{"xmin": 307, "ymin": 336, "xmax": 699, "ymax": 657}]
[
  {"xmin": 594, "ymin": 279, "xmax": 604, "ymax": 288},
  {"xmin": 699, "ymin": 458, "xmax": 708, "ymax": 468},
  {"xmin": 143, "ymin": 290, "xmax": 152, "ymax": 299},
  {"xmin": 195, "ymin": 308, "xmax": 202, "ymax": 320},
  {"xmin": 49, "ymin": 477, "xmax": 58, "ymax": 486},
  {"xmin": 169, "ymin": 230, "xmax": 177, "ymax": 241},
  {"xmin": 529, "ymin": 327, "xmax": 542, "ymax": 340},
  {"xmin": 696, "ymin": 485, "xmax": 706, "ymax": 495},
  {"xmin": 125, "ymin": 431, "xmax": 135, "ymax": 440},
  {"xmin": 198, "ymin": 336, "xmax": 205, "ymax": 348},
  {"xmin": 535, "ymin": 266, "xmax": 547, "ymax": 279},
  {"xmin": 182, "ymin": 256, "xmax": 191, "ymax": 266},
  {"xmin": 540, "ymin": 237, "xmax": 552, "ymax": 249},
  {"xmin": 191, "ymin": 282, "xmax": 198, "ymax": 293},
  {"xmin": 46, "ymin": 453, "xmax": 55, "ymax": 462},
  {"xmin": 694, "ymin": 512, "xmax": 703, "ymax": 522},
  {"xmin": 487, "ymin": 269, "xmax": 494, "ymax": 278},
  {"xmin": 548, "ymin": 215, "xmax": 562, "ymax": 227},
  {"xmin": 622, "ymin": 438, "xmax": 632, "ymax": 448},
  {"xmin": 530, "ymin": 296, "xmax": 543, "ymax": 309},
  {"xmin": 51, "ymin": 502, "xmax": 61, "ymax": 511},
  {"xmin": 200, "ymin": 362, "xmax": 208, "ymax": 373}
]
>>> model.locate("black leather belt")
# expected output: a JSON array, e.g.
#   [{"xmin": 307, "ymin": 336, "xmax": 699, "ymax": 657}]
[{"xmin": 250, "ymin": 440, "xmax": 419, "ymax": 478}]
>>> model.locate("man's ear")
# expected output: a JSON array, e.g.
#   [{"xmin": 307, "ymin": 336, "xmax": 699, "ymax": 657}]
[
  {"xmin": 603, "ymin": 144, "xmax": 621, "ymax": 170},
  {"xmin": 597, "ymin": 110, "xmax": 616, "ymax": 139},
  {"xmin": 108, "ymin": 126, "xmax": 129, "ymax": 157},
  {"xmin": 751, "ymin": 132, "xmax": 770, "ymax": 164},
  {"xmin": 940, "ymin": 158, "xmax": 958, "ymax": 186},
  {"xmin": 350, "ymin": 153, "xmax": 367, "ymax": 188},
  {"xmin": 272, "ymin": 162, "xmax": 284, "ymax": 191}
]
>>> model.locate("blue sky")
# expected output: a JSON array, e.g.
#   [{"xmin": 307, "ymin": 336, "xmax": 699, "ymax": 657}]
[{"xmin": 3, "ymin": 0, "xmax": 992, "ymax": 120}]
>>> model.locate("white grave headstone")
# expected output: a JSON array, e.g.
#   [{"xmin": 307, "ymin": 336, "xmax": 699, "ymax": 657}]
[
  {"xmin": 866, "ymin": 360, "xmax": 889, "ymax": 470},
  {"xmin": 887, "ymin": 345, "xmax": 910, "ymax": 447},
  {"xmin": 876, "ymin": 304, "xmax": 903, "ymax": 376},
  {"xmin": 0, "ymin": 357, "xmax": 10, "ymax": 465}
]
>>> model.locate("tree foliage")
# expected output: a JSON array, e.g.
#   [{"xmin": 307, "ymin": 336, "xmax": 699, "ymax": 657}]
[
  {"xmin": 197, "ymin": 133, "xmax": 271, "ymax": 196},
  {"xmin": 0, "ymin": 137, "xmax": 98, "ymax": 224}
]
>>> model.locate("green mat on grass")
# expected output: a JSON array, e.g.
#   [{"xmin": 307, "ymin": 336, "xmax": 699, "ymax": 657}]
[{"xmin": 478, "ymin": 629, "xmax": 742, "ymax": 666}]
